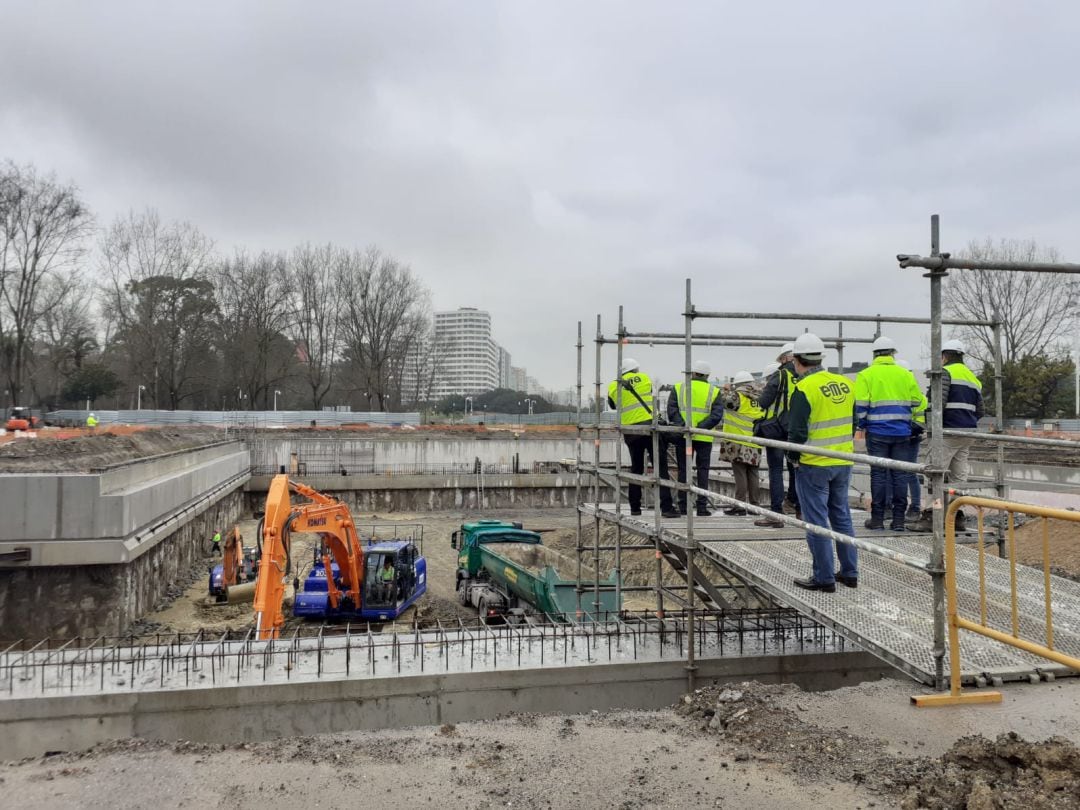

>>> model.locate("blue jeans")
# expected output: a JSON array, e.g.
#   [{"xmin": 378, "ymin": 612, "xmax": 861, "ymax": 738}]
[
  {"xmin": 867, "ymin": 433, "xmax": 914, "ymax": 524},
  {"xmin": 795, "ymin": 464, "xmax": 857, "ymax": 585},
  {"xmin": 766, "ymin": 446, "xmax": 799, "ymax": 513}
]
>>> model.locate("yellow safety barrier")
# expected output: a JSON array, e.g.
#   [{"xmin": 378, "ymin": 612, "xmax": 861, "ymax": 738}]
[{"xmin": 914, "ymin": 496, "xmax": 1080, "ymax": 707}]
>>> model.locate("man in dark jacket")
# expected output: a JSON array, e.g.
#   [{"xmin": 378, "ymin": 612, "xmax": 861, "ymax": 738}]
[{"xmin": 755, "ymin": 343, "xmax": 800, "ymax": 527}]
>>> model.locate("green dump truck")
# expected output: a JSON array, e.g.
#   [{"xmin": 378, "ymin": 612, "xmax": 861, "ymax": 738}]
[{"xmin": 452, "ymin": 519, "xmax": 620, "ymax": 623}]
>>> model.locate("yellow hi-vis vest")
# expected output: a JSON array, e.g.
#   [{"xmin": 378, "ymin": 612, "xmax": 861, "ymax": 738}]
[
  {"xmin": 608, "ymin": 371, "xmax": 653, "ymax": 425},
  {"xmin": 673, "ymin": 379, "xmax": 720, "ymax": 443},
  {"xmin": 723, "ymin": 391, "xmax": 764, "ymax": 448},
  {"xmin": 795, "ymin": 370, "xmax": 855, "ymax": 467}
]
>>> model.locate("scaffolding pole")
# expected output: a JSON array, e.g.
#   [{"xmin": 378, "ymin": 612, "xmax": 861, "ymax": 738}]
[{"xmin": 574, "ymin": 321, "xmax": 584, "ymax": 620}]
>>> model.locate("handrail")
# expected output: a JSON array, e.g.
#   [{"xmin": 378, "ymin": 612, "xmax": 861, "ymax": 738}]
[{"xmin": 913, "ymin": 495, "xmax": 1080, "ymax": 707}]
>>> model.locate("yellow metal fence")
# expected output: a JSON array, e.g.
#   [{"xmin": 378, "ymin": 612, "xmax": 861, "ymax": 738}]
[{"xmin": 915, "ymin": 495, "xmax": 1080, "ymax": 707}]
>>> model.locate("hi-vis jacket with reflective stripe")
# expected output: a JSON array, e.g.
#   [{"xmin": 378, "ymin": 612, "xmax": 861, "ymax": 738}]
[
  {"xmin": 788, "ymin": 368, "xmax": 855, "ymax": 467},
  {"xmin": 667, "ymin": 378, "xmax": 723, "ymax": 443},
  {"xmin": 758, "ymin": 362, "xmax": 797, "ymax": 422},
  {"xmin": 607, "ymin": 372, "xmax": 654, "ymax": 425},
  {"xmin": 854, "ymin": 356, "xmax": 926, "ymax": 437},
  {"xmin": 722, "ymin": 391, "xmax": 765, "ymax": 448},
  {"xmin": 943, "ymin": 362, "xmax": 983, "ymax": 430}
]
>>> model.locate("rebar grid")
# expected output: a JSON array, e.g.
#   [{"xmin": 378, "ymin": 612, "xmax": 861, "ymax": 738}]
[{"xmin": 0, "ymin": 609, "xmax": 844, "ymax": 698}]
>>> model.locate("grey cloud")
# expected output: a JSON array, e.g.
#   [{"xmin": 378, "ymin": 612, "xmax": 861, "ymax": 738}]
[{"xmin": 2, "ymin": 1, "xmax": 1078, "ymax": 388}]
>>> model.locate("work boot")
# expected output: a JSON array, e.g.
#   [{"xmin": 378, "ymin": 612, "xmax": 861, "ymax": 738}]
[
  {"xmin": 905, "ymin": 508, "xmax": 921, "ymax": 521},
  {"xmin": 864, "ymin": 517, "xmax": 885, "ymax": 530},
  {"xmin": 954, "ymin": 510, "xmax": 967, "ymax": 533},
  {"xmin": 660, "ymin": 508, "xmax": 681, "ymax": 519},
  {"xmin": 889, "ymin": 520, "xmax": 906, "ymax": 531},
  {"xmin": 908, "ymin": 509, "xmax": 933, "ymax": 533},
  {"xmin": 696, "ymin": 507, "xmax": 713, "ymax": 517},
  {"xmin": 724, "ymin": 507, "xmax": 748, "ymax": 516},
  {"xmin": 754, "ymin": 516, "xmax": 785, "ymax": 528}
]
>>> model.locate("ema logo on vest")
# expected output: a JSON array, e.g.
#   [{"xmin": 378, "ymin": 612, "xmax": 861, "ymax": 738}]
[{"xmin": 818, "ymin": 380, "xmax": 851, "ymax": 403}]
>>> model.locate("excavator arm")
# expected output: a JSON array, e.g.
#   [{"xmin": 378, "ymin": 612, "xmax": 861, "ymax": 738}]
[{"xmin": 253, "ymin": 474, "xmax": 366, "ymax": 640}]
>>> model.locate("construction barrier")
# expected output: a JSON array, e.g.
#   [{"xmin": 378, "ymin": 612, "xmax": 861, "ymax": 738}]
[{"xmin": 914, "ymin": 495, "xmax": 1080, "ymax": 706}]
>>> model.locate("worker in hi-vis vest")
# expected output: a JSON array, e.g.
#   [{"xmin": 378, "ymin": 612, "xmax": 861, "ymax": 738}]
[
  {"xmin": 607, "ymin": 358, "xmax": 655, "ymax": 516},
  {"xmin": 785, "ymin": 333, "xmax": 857, "ymax": 593},
  {"xmin": 658, "ymin": 361, "xmax": 723, "ymax": 518}
]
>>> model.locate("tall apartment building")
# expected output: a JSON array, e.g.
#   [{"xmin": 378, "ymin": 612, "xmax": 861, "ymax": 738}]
[
  {"xmin": 509, "ymin": 366, "xmax": 528, "ymax": 392},
  {"xmin": 496, "ymin": 344, "xmax": 512, "ymax": 389},
  {"xmin": 428, "ymin": 308, "xmax": 501, "ymax": 399}
]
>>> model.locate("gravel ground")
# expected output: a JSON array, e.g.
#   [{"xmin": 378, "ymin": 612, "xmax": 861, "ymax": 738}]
[{"xmin": 6, "ymin": 677, "xmax": 1080, "ymax": 809}]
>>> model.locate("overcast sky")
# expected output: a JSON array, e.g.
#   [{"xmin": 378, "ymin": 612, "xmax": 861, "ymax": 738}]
[{"xmin": 2, "ymin": 1, "xmax": 1078, "ymax": 391}]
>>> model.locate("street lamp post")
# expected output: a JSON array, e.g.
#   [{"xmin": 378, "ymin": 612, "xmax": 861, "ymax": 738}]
[
  {"xmin": 274, "ymin": 390, "xmax": 282, "ymax": 411},
  {"xmin": 524, "ymin": 398, "xmax": 535, "ymax": 416},
  {"xmin": 137, "ymin": 385, "xmax": 146, "ymax": 410}
]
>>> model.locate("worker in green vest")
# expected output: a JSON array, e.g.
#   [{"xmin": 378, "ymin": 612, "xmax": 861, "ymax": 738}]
[
  {"xmin": 720, "ymin": 371, "xmax": 765, "ymax": 515},
  {"xmin": 86, "ymin": 412, "xmax": 99, "ymax": 429},
  {"xmin": 211, "ymin": 529, "xmax": 222, "ymax": 556},
  {"xmin": 658, "ymin": 361, "xmax": 723, "ymax": 518},
  {"xmin": 379, "ymin": 557, "xmax": 397, "ymax": 601},
  {"xmin": 607, "ymin": 358, "xmax": 655, "ymax": 516},
  {"xmin": 786, "ymin": 333, "xmax": 857, "ymax": 592}
]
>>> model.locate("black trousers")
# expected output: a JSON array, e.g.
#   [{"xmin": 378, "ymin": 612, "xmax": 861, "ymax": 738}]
[
  {"xmin": 659, "ymin": 437, "xmax": 712, "ymax": 512},
  {"xmin": 623, "ymin": 433, "xmax": 655, "ymax": 511}
]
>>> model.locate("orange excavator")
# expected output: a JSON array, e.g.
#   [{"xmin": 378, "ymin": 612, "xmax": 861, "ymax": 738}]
[
  {"xmin": 253, "ymin": 474, "xmax": 366, "ymax": 640},
  {"xmin": 208, "ymin": 526, "xmax": 257, "ymax": 602}
]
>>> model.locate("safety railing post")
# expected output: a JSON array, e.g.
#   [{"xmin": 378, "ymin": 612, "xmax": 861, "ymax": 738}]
[
  {"xmin": 651, "ymin": 386, "xmax": 664, "ymax": 618},
  {"xmin": 575, "ymin": 321, "xmax": 584, "ymax": 620},
  {"xmin": 683, "ymin": 278, "xmax": 697, "ymax": 691},
  {"xmin": 992, "ymin": 314, "xmax": 1007, "ymax": 558},
  {"xmin": 928, "ymin": 214, "xmax": 948, "ymax": 691},
  {"xmin": 615, "ymin": 305, "xmax": 625, "ymax": 611},
  {"xmin": 594, "ymin": 315, "xmax": 604, "ymax": 620}
]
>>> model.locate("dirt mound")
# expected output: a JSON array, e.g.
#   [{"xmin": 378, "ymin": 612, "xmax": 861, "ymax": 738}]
[
  {"xmin": 894, "ymin": 732, "xmax": 1080, "ymax": 810},
  {"xmin": 678, "ymin": 682, "xmax": 1080, "ymax": 809},
  {"xmin": 0, "ymin": 428, "xmax": 227, "ymax": 471}
]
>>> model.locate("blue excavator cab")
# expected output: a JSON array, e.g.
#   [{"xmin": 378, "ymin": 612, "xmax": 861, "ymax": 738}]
[{"xmin": 293, "ymin": 539, "xmax": 427, "ymax": 622}]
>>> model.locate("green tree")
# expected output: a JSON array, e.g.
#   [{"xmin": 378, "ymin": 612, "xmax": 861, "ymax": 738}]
[
  {"xmin": 61, "ymin": 362, "xmax": 121, "ymax": 405},
  {"xmin": 432, "ymin": 388, "xmax": 558, "ymax": 415},
  {"xmin": 981, "ymin": 354, "xmax": 1075, "ymax": 420}
]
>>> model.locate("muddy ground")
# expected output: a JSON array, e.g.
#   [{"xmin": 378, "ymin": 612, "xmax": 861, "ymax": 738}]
[
  {"xmin": 0, "ymin": 428, "xmax": 227, "ymax": 472},
  {"xmin": 4, "ymin": 678, "xmax": 1080, "ymax": 809}
]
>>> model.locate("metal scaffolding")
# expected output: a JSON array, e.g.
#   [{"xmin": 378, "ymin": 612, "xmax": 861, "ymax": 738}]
[{"xmin": 575, "ymin": 214, "xmax": 1080, "ymax": 691}]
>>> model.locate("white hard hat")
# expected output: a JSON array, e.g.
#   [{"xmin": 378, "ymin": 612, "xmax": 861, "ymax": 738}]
[
  {"xmin": 793, "ymin": 333, "xmax": 825, "ymax": 356},
  {"xmin": 942, "ymin": 339, "xmax": 966, "ymax": 354},
  {"xmin": 692, "ymin": 360, "xmax": 711, "ymax": 376},
  {"xmin": 89, "ymin": 413, "xmax": 96, "ymax": 417},
  {"xmin": 762, "ymin": 362, "xmax": 780, "ymax": 378},
  {"xmin": 871, "ymin": 336, "xmax": 897, "ymax": 353},
  {"xmin": 620, "ymin": 358, "xmax": 640, "ymax": 374},
  {"xmin": 732, "ymin": 370, "xmax": 754, "ymax": 386},
  {"xmin": 897, "ymin": 359, "xmax": 912, "ymax": 370},
  {"xmin": 778, "ymin": 342, "xmax": 794, "ymax": 359}
]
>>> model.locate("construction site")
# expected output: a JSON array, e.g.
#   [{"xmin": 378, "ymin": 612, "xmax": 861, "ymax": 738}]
[{"xmin": 0, "ymin": 217, "xmax": 1078, "ymax": 808}]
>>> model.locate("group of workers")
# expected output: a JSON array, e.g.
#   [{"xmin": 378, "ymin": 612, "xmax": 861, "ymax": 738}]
[{"xmin": 608, "ymin": 332, "xmax": 983, "ymax": 593}]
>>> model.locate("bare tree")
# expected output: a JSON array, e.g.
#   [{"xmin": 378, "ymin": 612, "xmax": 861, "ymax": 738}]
[
  {"xmin": 214, "ymin": 250, "xmax": 295, "ymax": 409},
  {"xmin": 287, "ymin": 243, "xmax": 341, "ymax": 409},
  {"xmin": 338, "ymin": 247, "xmax": 432, "ymax": 411},
  {"xmin": 944, "ymin": 238, "xmax": 1080, "ymax": 363},
  {"xmin": 0, "ymin": 162, "xmax": 92, "ymax": 407},
  {"xmin": 100, "ymin": 209, "xmax": 217, "ymax": 408},
  {"xmin": 33, "ymin": 274, "xmax": 97, "ymax": 407}
]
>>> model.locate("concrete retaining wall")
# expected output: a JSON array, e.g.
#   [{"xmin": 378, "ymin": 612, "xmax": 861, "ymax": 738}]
[
  {"xmin": 0, "ymin": 651, "xmax": 895, "ymax": 760},
  {"xmin": 0, "ymin": 488, "xmax": 244, "ymax": 640},
  {"xmin": 245, "ymin": 473, "xmax": 613, "ymax": 511}
]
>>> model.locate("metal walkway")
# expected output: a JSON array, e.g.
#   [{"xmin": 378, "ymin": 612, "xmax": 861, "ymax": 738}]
[{"xmin": 581, "ymin": 503, "xmax": 1080, "ymax": 685}]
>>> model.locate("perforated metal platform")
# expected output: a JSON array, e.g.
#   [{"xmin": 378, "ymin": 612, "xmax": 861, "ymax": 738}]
[{"xmin": 581, "ymin": 503, "xmax": 1080, "ymax": 686}]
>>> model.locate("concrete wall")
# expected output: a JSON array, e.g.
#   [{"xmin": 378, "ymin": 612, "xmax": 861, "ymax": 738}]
[
  {"xmin": 249, "ymin": 435, "xmax": 617, "ymax": 474},
  {"xmin": 0, "ymin": 443, "xmax": 250, "ymax": 565},
  {"xmin": 0, "ymin": 488, "xmax": 244, "ymax": 640},
  {"xmin": 245, "ymin": 473, "xmax": 613, "ymax": 511},
  {"xmin": 0, "ymin": 650, "xmax": 896, "ymax": 760}
]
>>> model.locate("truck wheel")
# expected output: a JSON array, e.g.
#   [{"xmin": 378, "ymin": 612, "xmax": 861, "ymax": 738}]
[
  {"xmin": 457, "ymin": 578, "xmax": 470, "ymax": 606},
  {"xmin": 477, "ymin": 598, "xmax": 487, "ymax": 624}
]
